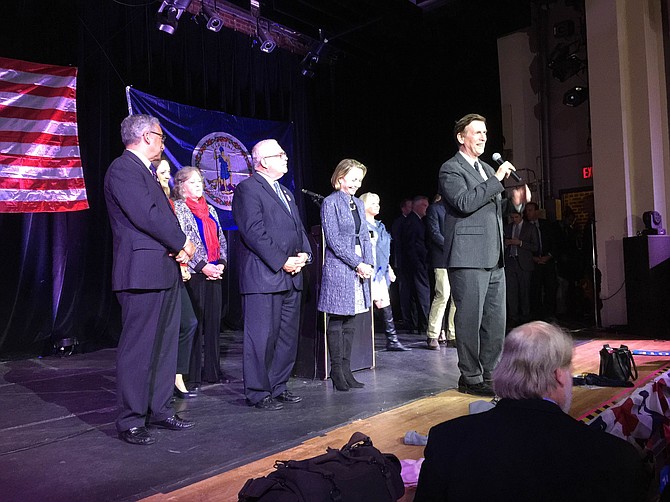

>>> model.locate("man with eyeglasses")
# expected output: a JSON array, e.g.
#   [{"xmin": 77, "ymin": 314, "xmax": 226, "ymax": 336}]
[
  {"xmin": 104, "ymin": 114, "xmax": 196, "ymax": 445},
  {"xmin": 233, "ymin": 139, "xmax": 311, "ymax": 411}
]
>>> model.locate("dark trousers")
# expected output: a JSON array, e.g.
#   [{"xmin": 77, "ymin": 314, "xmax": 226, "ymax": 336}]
[
  {"xmin": 242, "ymin": 288, "xmax": 301, "ymax": 405},
  {"xmin": 115, "ymin": 282, "xmax": 180, "ymax": 432},
  {"xmin": 448, "ymin": 266, "xmax": 506, "ymax": 384},
  {"xmin": 505, "ymin": 258, "xmax": 532, "ymax": 325},
  {"xmin": 408, "ymin": 265, "xmax": 431, "ymax": 332},
  {"xmin": 186, "ymin": 273, "xmax": 223, "ymax": 384},
  {"xmin": 177, "ymin": 283, "xmax": 197, "ymax": 374},
  {"xmin": 530, "ymin": 262, "xmax": 557, "ymax": 319}
]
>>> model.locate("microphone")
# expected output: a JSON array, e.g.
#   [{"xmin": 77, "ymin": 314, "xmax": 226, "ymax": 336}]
[
  {"xmin": 492, "ymin": 153, "xmax": 521, "ymax": 182},
  {"xmin": 301, "ymin": 188, "xmax": 324, "ymax": 201}
]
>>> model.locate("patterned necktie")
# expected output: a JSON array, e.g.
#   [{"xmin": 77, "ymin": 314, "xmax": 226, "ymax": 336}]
[
  {"xmin": 534, "ymin": 220, "xmax": 543, "ymax": 255},
  {"xmin": 273, "ymin": 181, "xmax": 290, "ymax": 212},
  {"xmin": 511, "ymin": 223, "xmax": 520, "ymax": 257},
  {"xmin": 474, "ymin": 160, "xmax": 487, "ymax": 180}
]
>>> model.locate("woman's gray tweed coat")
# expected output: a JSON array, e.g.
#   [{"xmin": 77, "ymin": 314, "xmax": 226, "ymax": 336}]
[{"xmin": 317, "ymin": 190, "xmax": 373, "ymax": 315}]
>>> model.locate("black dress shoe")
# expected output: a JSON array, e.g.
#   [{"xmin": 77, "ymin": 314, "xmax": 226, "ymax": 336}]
[
  {"xmin": 458, "ymin": 379, "xmax": 495, "ymax": 398},
  {"xmin": 275, "ymin": 391, "xmax": 302, "ymax": 403},
  {"xmin": 251, "ymin": 396, "xmax": 283, "ymax": 410},
  {"xmin": 119, "ymin": 426, "xmax": 156, "ymax": 445},
  {"xmin": 174, "ymin": 386, "xmax": 198, "ymax": 399},
  {"xmin": 151, "ymin": 414, "xmax": 195, "ymax": 430}
]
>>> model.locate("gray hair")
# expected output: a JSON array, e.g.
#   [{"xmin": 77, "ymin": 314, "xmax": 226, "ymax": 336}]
[
  {"xmin": 251, "ymin": 139, "xmax": 278, "ymax": 171},
  {"xmin": 172, "ymin": 166, "xmax": 203, "ymax": 200},
  {"xmin": 492, "ymin": 321, "xmax": 573, "ymax": 399},
  {"xmin": 120, "ymin": 114, "xmax": 160, "ymax": 147}
]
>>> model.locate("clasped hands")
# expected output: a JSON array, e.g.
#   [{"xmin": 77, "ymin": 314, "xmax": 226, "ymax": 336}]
[
  {"xmin": 203, "ymin": 263, "xmax": 225, "ymax": 280},
  {"xmin": 283, "ymin": 252, "xmax": 309, "ymax": 276},
  {"xmin": 173, "ymin": 239, "xmax": 196, "ymax": 264},
  {"xmin": 356, "ymin": 262, "xmax": 373, "ymax": 280}
]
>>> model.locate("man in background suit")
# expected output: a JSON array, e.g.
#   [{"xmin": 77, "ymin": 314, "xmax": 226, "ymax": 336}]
[
  {"xmin": 415, "ymin": 321, "xmax": 650, "ymax": 502},
  {"xmin": 400, "ymin": 196, "xmax": 430, "ymax": 336},
  {"xmin": 104, "ymin": 114, "xmax": 196, "ymax": 445},
  {"xmin": 439, "ymin": 113, "xmax": 529, "ymax": 397},
  {"xmin": 504, "ymin": 210, "xmax": 539, "ymax": 327},
  {"xmin": 233, "ymin": 139, "xmax": 311, "ymax": 411}
]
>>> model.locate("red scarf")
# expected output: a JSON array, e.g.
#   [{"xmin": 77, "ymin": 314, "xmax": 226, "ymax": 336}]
[{"xmin": 185, "ymin": 196, "xmax": 220, "ymax": 263}]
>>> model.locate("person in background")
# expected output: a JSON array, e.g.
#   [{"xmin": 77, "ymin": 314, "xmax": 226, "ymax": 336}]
[
  {"xmin": 400, "ymin": 196, "xmax": 431, "ymax": 337},
  {"xmin": 359, "ymin": 192, "xmax": 410, "ymax": 352},
  {"xmin": 391, "ymin": 198, "xmax": 413, "ymax": 330},
  {"xmin": 503, "ymin": 210, "xmax": 539, "ymax": 328},
  {"xmin": 425, "ymin": 194, "xmax": 457, "ymax": 349},
  {"xmin": 232, "ymin": 139, "xmax": 310, "ymax": 411},
  {"xmin": 155, "ymin": 159, "xmax": 198, "ymax": 399},
  {"xmin": 173, "ymin": 167, "xmax": 227, "ymax": 389},
  {"xmin": 318, "ymin": 159, "xmax": 374, "ymax": 391},
  {"xmin": 415, "ymin": 321, "xmax": 650, "ymax": 502}
]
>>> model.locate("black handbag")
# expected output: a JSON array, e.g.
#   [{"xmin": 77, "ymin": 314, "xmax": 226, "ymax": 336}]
[
  {"xmin": 599, "ymin": 344, "xmax": 638, "ymax": 382},
  {"xmin": 238, "ymin": 432, "xmax": 405, "ymax": 502}
]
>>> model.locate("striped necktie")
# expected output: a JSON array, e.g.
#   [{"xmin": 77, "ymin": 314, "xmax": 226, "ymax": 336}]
[{"xmin": 273, "ymin": 181, "xmax": 290, "ymax": 212}]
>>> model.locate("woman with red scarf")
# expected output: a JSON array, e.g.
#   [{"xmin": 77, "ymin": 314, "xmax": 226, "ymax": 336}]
[{"xmin": 173, "ymin": 167, "xmax": 228, "ymax": 388}]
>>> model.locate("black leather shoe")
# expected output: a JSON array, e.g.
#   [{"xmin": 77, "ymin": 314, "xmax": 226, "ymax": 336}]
[
  {"xmin": 275, "ymin": 391, "xmax": 302, "ymax": 403},
  {"xmin": 251, "ymin": 396, "xmax": 283, "ymax": 410},
  {"xmin": 174, "ymin": 386, "xmax": 198, "ymax": 399},
  {"xmin": 151, "ymin": 414, "xmax": 195, "ymax": 430},
  {"xmin": 458, "ymin": 380, "xmax": 495, "ymax": 398},
  {"xmin": 119, "ymin": 426, "xmax": 156, "ymax": 445}
]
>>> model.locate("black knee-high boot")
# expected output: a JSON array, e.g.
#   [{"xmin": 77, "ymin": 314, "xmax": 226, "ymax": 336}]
[
  {"xmin": 342, "ymin": 315, "xmax": 364, "ymax": 388},
  {"xmin": 326, "ymin": 318, "xmax": 349, "ymax": 391},
  {"xmin": 381, "ymin": 306, "xmax": 411, "ymax": 351}
]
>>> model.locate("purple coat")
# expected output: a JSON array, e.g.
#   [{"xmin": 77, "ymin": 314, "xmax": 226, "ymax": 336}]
[{"xmin": 317, "ymin": 190, "xmax": 373, "ymax": 315}]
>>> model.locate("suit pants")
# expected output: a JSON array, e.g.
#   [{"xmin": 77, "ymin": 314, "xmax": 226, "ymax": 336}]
[
  {"xmin": 505, "ymin": 257, "xmax": 532, "ymax": 324},
  {"xmin": 242, "ymin": 288, "xmax": 301, "ymax": 405},
  {"xmin": 408, "ymin": 264, "xmax": 430, "ymax": 332},
  {"xmin": 427, "ymin": 268, "xmax": 457, "ymax": 340},
  {"xmin": 530, "ymin": 262, "xmax": 557, "ymax": 318},
  {"xmin": 177, "ymin": 283, "xmax": 197, "ymax": 375},
  {"xmin": 115, "ymin": 282, "xmax": 180, "ymax": 432},
  {"xmin": 448, "ymin": 266, "xmax": 505, "ymax": 385},
  {"xmin": 186, "ymin": 273, "xmax": 223, "ymax": 384}
]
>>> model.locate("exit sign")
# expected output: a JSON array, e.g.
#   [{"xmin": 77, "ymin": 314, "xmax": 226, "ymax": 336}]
[{"xmin": 582, "ymin": 166, "xmax": 592, "ymax": 179}]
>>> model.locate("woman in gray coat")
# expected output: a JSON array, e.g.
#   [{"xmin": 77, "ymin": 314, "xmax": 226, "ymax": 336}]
[{"xmin": 317, "ymin": 159, "xmax": 374, "ymax": 391}]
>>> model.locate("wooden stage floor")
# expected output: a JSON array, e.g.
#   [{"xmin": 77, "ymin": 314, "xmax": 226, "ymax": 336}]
[{"xmin": 144, "ymin": 337, "xmax": 670, "ymax": 502}]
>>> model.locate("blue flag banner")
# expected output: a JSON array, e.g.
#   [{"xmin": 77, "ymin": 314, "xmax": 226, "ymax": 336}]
[{"xmin": 126, "ymin": 87, "xmax": 294, "ymax": 229}]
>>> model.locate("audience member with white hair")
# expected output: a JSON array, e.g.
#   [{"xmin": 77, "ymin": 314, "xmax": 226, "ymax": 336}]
[{"xmin": 415, "ymin": 321, "xmax": 650, "ymax": 502}]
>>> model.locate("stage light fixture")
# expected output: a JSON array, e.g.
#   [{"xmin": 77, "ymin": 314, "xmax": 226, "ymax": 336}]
[
  {"xmin": 156, "ymin": 0, "xmax": 192, "ymax": 35},
  {"xmin": 54, "ymin": 337, "xmax": 78, "ymax": 357},
  {"xmin": 202, "ymin": 3, "xmax": 223, "ymax": 32},
  {"xmin": 548, "ymin": 42, "xmax": 586, "ymax": 82},
  {"xmin": 300, "ymin": 51, "xmax": 319, "ymax": 78},
  {"xmin": 563, "ymin": 86, "xmax": 589, "ymax": 107},
  {"xmin": 257, "ymin": 19, "xmax": 276, "ymax": 53}
]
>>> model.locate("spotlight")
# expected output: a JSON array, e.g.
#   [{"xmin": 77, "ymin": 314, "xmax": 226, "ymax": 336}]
[
  {"xmin": 300, "ymin": 51, "xmax": 319, "ymax": 78},
  {"xmin": 563, "ymin": 86, "xmax": 589, "ymax": 107},
  {"xmin": 53, "ymin": 337, "xmax": 78, "ymax": 357},
  {"xmin": 156, "ymin": 0, "xmax": 192, "ymax": 35},
  {"xmin": 257, "ymin": 19, "xmax": 276, "ymax": 53},
  {"xmin": 202, "ymin": 3, "xmax": 223, "ymax": 32},
  {"xmin": 548, "ymin": 42, "xmax": 586, "ymax": 82}
]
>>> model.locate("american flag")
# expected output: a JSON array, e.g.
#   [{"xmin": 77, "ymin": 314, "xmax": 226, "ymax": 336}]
[{"xmin": 0, "ymin": 56, "xmax": 88, "ymax": 213}]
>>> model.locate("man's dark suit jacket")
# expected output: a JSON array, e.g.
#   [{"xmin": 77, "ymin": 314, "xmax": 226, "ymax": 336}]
[
  {"xmin": 105, "ymin": 150, "xmax": 186, "ymax": 290},
  {"xmin": 504, "ymin": 219, "xmax": 539, "ymax": 271},
  {"xmin": 415, "ymin": 398, "xmax": 649, "ymax": 502},
  {"xmin": 233, "ymin": 174, "xmax": 311, "ymax": 294},
  {"xmin": 400, "ymin": 211, "xmax": 428, "ymax": 272},
  {"xmin": 425, "ymin": 201, "xmax": 447, "ymax": 269}
]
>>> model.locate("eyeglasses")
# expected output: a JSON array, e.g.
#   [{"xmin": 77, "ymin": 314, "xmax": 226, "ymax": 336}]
[
  {"xmin": 148, "ymin": 131, "xmax": 167, "ymax": 142},
  {"xmin": 264, "ymin": 152, "xmax": 288, "ymax": 160}
]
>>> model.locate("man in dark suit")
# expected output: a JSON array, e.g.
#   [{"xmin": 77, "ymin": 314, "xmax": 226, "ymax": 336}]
[
  {"xmin": 415, "ymin": 321, "xmax": 650, "ymax": 502},
  {"xmin": 400, "ymin": 196, "xmax": 430, "ymax": 336},
  {"xmin": 232, "ymin": 139, "xmax": 311, "ymax": 411},
  {"xmin": 391, "ymin": 198, "xmax": 413, "ymax": 329},
  {"xmin": 524, "ymin": 201, "xmax": 560, "ymax": 319},
  {"xmin": 439, "ymin": 113, "xmax": 528, "ymax": 397},
  {"xmin": 504, "ymin": 210, "xmax": 539, "ymax": 327},
  {"xmin": 104, "ymin": 114, "xmax": 196, "ymax": 445}
]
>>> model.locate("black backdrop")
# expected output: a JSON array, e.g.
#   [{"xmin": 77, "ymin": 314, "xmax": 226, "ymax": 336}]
[{"xmin": 0, "ymin": 0, "xmax": 529, "ymax": 355}]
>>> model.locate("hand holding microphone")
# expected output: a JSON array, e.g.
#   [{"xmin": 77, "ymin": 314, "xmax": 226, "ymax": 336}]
[{"xmin": 492, "ymin": 153, "xmax": 521, "ymax": 182}]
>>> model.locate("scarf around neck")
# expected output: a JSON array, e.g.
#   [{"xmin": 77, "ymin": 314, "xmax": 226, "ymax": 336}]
[{"xmin": 185, "ymin": 196, "xmax": 220, "ymax": 263}]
